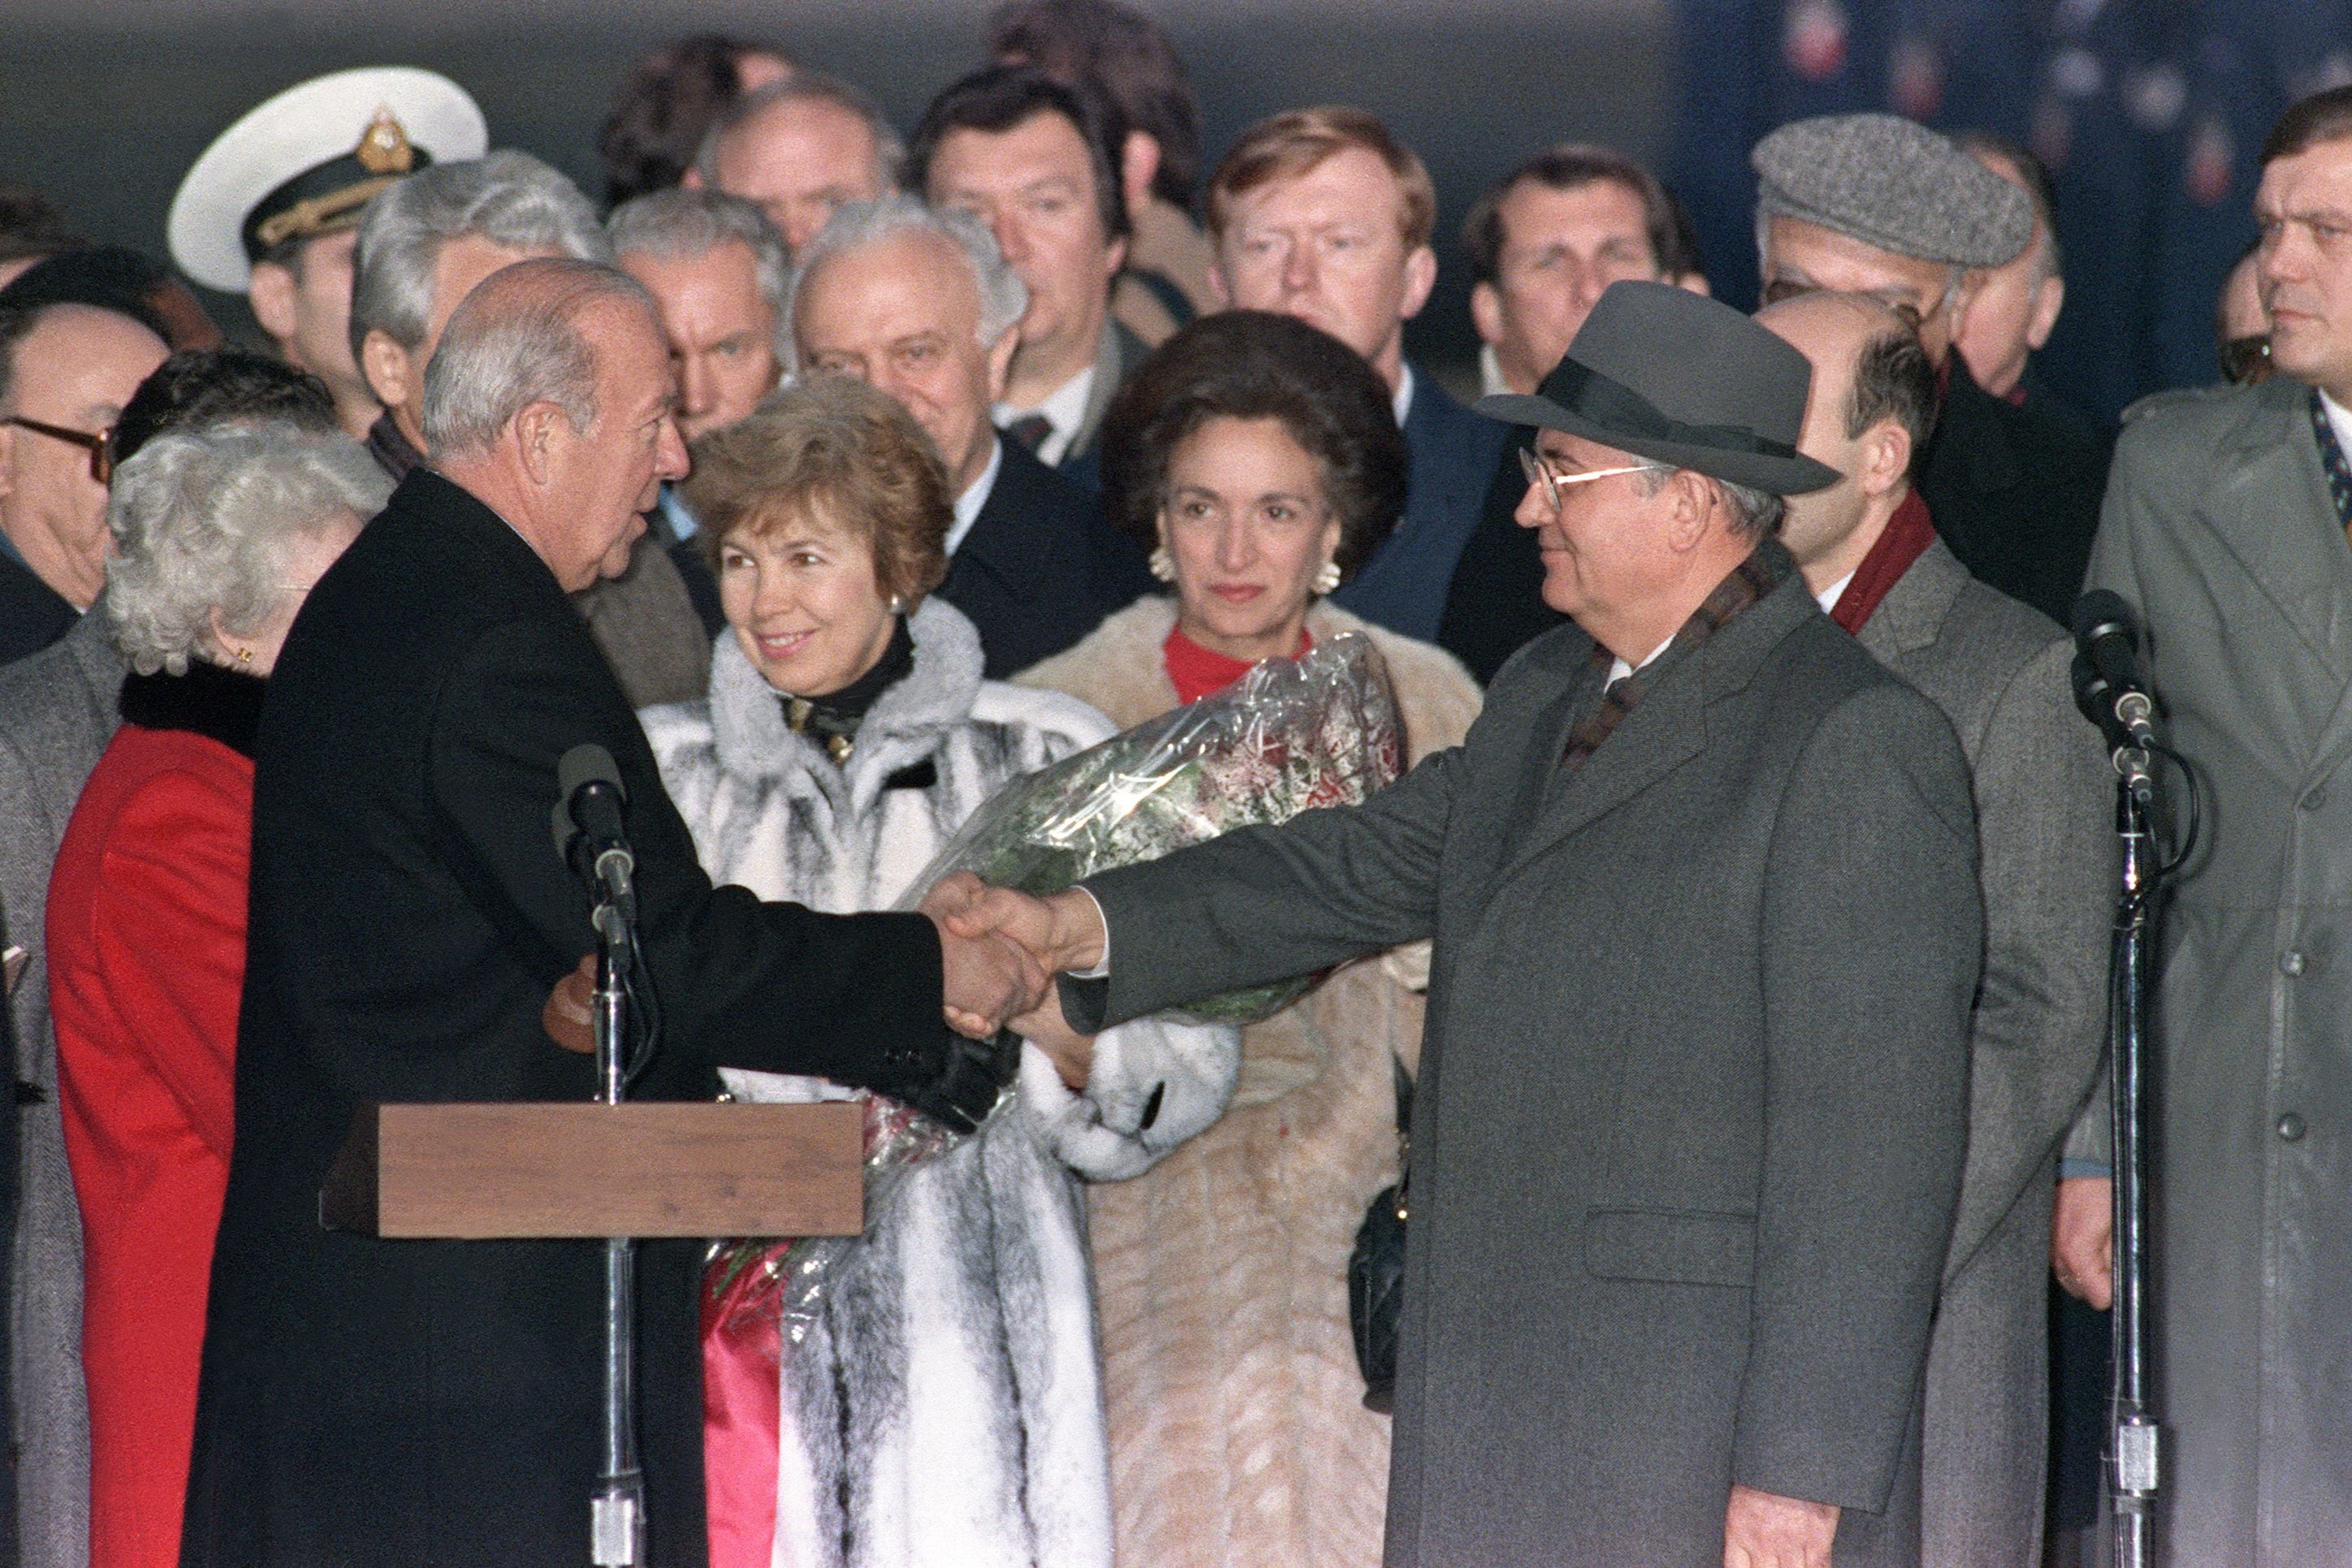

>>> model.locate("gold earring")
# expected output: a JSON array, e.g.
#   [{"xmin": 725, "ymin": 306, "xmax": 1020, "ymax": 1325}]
[
  {"xmin": 233, "ymin": 646, "xmax": 253, "ymax": 664},
  {"xmin": 1148, "ymin": 546, "xmax": 1176, "ymax": 583},
  {"xmin": 1312, "ymin": 559, "xmax": 1342, "ymax": 596}
]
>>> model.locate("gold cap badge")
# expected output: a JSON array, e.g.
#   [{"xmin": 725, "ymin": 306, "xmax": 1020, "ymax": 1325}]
[{"xmin": 354, "ymin": 107, "xmax": 416, "ymax": 176}]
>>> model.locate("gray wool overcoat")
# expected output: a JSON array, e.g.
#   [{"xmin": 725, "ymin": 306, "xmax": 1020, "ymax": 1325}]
[
  {"xmin": 1855, "ymin": 538, "xmax": 2113, "ymax": 1568},
  {"xmin": 1075, "ymin": 563, "xmax": 1982, "ymax": 1567},
  {"xmin": 0, "ymin": 605, "xmax": 122, "ymax": 1568},
  {"xmin": 2084, "ymin": 374, "xmax": 2352, "ymax": 1566}
]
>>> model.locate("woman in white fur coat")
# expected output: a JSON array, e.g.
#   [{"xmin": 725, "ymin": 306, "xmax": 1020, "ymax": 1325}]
[
  {"xmin": 1014, "ymin": 312, "xmax": 1481, "ymax": 1568},
  {"xmin": 639, "ymin": 379, "xmax": 1236, "ymax": 1568}
]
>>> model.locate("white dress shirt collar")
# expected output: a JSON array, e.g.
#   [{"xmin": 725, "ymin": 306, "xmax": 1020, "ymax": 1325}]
[
  {"xmin": 949, "ymin": 436, "xmax": 1005, "ymax": 558},
  {"xmin": 994, "ymin": 364, "xmax": 1095, "ymax": 468}
]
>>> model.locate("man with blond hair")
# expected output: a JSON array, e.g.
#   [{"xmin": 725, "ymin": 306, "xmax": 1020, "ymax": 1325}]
[{"xmin": 1205, "ymin": 106, "xmax": 1507, "ymax": 644}]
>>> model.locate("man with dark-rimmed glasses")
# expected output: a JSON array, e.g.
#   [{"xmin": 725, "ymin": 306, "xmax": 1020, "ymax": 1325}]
[{"xmin": 0, "ymin": 300, "xmax": 166, "ymax": 665}]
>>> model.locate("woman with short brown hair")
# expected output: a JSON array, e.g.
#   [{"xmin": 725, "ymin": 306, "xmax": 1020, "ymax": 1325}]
[{"xmin": 644, "ymin": 374, "xmax": 1237, "ymax": 1568}]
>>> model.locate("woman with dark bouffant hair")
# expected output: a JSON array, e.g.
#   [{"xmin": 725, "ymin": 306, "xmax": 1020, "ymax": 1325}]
[
  {"xmin": 638, "ymin": 374, "xmax": 1234, "ymax": 1568},
  {"xmin": 1014, "ymin": 309, "xmax": 1481, "ymax": 1567}
]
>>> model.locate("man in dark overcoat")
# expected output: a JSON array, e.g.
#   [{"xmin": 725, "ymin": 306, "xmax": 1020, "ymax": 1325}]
[
  {"xmin": 936, "ymin": 280, "xmax": 1982, "ymax": 1566},
  {"xmin": 180, "ymin": 258, "xmax": 1044, "ymax": 1566}
]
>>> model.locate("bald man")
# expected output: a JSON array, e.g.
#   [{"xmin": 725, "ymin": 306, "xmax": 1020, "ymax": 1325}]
[{"xmin": 1761, "ymin": 291, "xmax": 2111, "ymax": 1568}]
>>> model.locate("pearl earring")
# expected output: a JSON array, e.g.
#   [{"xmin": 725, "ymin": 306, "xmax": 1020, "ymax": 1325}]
[
  {"xmin": 1312, "ymin": 559, "xmax": 1342, "ymax": 596},
  {"xmin": 1148, "ymin": 546, "xmax": 1177, "ymax": 583},
  {"xmin": 888, "ymin": 594, "xmax": 906, "ymax": 616}
]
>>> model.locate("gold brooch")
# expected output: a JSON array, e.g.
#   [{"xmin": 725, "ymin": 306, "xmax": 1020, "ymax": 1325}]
[{"xmin": 354, "ymin": 107, "xmax": 417, "ymax": 175}]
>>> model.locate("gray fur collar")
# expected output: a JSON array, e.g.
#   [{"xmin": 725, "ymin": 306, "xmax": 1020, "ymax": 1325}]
[{"xmin": 709, "ymin": 595, "xmax": 988, "ymax": 818}]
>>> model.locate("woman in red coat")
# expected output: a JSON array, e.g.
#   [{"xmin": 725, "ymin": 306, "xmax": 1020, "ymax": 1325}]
[{"xmin": 46, "ymin": 426, "xmax": 382, "ymax": 1568}]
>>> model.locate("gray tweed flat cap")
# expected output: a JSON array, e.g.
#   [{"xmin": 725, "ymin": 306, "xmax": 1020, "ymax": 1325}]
[{"xmin": 1753, "ymin": 112, "xmax": 2031, "ymax": 269}]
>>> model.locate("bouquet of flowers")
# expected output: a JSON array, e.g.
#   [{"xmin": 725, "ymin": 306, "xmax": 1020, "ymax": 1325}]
[
  {"xmin": 900, "ymin": 627, "xmax": 1406, "ymax": 1021},
  {"xmin": 710, "ymin": 631, "xmax": 1405, "ymax": 1343}
]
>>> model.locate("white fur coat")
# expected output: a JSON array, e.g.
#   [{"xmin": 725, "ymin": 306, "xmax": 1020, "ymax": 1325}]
[
  {"xmin": 641, "ymin": 598, "xmax": 1239, "ymax": 1568},
  {"xmin": 1015, "ymin": 598, "xmax": 1481, "ymax": 1568}
]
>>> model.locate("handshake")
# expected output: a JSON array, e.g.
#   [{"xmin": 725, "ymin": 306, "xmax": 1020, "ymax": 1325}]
[
  {"xmin": 542, "ymin": 875, "xmax": 1112, "ymax": 1092},
  {"xmin": 920, "ymin": 873, "xmax": 1109, "ymax": 1066}
]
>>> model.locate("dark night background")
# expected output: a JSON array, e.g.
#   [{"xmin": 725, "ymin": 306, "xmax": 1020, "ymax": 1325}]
[{"xmin": 0, "ymin": 0, "xmax": 2332, "ymax": 419}]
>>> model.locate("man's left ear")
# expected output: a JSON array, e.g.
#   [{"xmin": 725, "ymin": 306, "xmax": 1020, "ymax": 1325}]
[
  {"xmin": 1666, "ymin": 470, "xmax": 1714, "ymax": 551},
  {"xmin": 1400, "ymin": 244, "xmax": 1437, "ymax": 321},
  {"xmin": 2027, "ymin": 274, "xmax": 2065, "ymax": 352},
  {"xmin": 512, "ymin": 400, "xmax": 566, "ymax": 486},
  {"xmin": 1861, "ymin": 420, "xmax": 1914, "ymax": 500}
]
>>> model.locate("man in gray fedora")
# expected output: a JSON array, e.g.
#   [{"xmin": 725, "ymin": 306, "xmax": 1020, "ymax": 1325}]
[{"xmin": 933, "ymin": 279, "xmax": 1983, "ymax": 1566}]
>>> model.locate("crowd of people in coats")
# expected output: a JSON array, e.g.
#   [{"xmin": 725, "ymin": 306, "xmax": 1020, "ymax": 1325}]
[{"xmin": 0, "ymin": 2, "xmax": 2341, "ymax": 1566}]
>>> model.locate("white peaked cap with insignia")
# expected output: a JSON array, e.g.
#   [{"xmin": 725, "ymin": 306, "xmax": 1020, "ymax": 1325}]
[{"xmin": 169, "ymin": 66, "xmax": 487, "ymax": 293}]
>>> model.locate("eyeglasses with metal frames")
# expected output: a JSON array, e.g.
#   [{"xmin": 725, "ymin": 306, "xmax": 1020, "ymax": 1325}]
[
  {"xmin": 3, "ymin": 415, "xmax": 113, "ymax": 485},
  {"xmin": 1518, "ymin": 445, "xmax": 1662, "ymax": 515}
]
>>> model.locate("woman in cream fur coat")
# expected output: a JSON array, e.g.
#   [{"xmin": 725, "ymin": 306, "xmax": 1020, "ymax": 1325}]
[{"xmin": 1014, "ymin": 311, "xmax": 1483, "ymax": 1568}]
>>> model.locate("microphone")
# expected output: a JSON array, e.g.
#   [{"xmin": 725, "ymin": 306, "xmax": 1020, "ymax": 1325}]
[
  {"xmin": 2072, "ymin": 653, "xmax": 2155, "ymax": 803},
  {"xmin": 2070, "ymin": 591, "xmax": 2159, "ymax": 752},
  {"xmin": 552, "ymin": 743, "xmax": 636, "ymax": 913}
]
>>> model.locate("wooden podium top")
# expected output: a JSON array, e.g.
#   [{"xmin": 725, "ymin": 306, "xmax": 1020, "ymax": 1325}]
[{"xmin": 320, "ymin": 1100, "xmax": 865, "ymax": 1240}]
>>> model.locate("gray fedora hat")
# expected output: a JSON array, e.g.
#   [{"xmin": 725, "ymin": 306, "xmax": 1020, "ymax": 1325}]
[{"xmin": 1477, "ymin": 279, "xmax": 1840, "ymax": 496}]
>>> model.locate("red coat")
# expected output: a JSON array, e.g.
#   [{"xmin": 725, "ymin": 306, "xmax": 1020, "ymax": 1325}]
[{"xmin": 46, "ymin": 667, "xmax": 259, "ymax": 1568}]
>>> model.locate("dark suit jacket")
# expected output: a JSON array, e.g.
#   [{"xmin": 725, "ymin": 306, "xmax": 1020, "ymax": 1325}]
[
  {"xmin": 0, "ymin": 551, "xmax": 76, "ymax": 667},
  {"xmin": 182, "ymin": 470, "xmax": 958, "ymax": 1566},
  {"xmin": 1077, "ymin": 557, "xmax": 1979, "ymax": 1566},
  {"xmin": 1433, "ymin": 430, "xmax": 1566, "ymax": 685},
  {"xmin": 938, "ymin": 438, "xmax": 1152, "ymax": 680},
  {"xmin": 1917, "ymin": 356, "xmax": 2114, "ymax": 625},
  {"xmin": 1329, "ymin": 367, "xmax": 1512, "ymax": 645}
]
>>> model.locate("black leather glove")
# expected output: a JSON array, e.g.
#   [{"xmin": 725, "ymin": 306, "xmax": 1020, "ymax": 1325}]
[{"xmin": 903, "ymin": 1027, "xmax": 1021, "ymax": 1134}]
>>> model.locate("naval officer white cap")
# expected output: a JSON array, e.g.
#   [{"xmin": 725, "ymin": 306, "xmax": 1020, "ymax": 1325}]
[{"xmin": 168, "ymin": 66, "xmax": 487, "ymax": 293}]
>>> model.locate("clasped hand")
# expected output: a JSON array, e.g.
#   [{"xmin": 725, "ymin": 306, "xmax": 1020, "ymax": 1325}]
[{"xmin": 920, "ymin": 874, "xmax": 1109, "ymax": 1084}]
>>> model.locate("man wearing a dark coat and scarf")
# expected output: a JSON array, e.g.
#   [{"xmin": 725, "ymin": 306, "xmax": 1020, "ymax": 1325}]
[{"xmin": 934, "ymin": 279, "xmax": 1982, "ymax": 1568}]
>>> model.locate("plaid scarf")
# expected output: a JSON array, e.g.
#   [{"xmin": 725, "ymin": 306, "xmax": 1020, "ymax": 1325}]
[
  {"xmin": 1559, "ymin": 539, "xmax": 1794, "ymax": 775},
  {"xmin": 2311, "ymin": 388, "xmax": 2352, "ymax": 536}
]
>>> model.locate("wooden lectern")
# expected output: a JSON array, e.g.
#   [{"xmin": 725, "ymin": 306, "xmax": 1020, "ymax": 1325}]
[{"xmin": 320, "ymin": 1100, "xmax": 866, "ymax": 1240}]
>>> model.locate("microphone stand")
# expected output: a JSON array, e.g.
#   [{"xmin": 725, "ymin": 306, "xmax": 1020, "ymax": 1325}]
[
  {"xmin": 2106, "ymin": 745, "xmax": 2161, "ymax": 1568},
  {"xmin": 590, "ymin": 884, "xmax": 644, "ymax": 1567}
]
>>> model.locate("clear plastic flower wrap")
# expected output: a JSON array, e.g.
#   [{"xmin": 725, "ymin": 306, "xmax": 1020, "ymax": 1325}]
[
  {"xmin": 709, "ymin": 632, "xmax": 1407, "ymax": 1345},
  {"xmin": 898, "ymin": 627, "xmax": 1407, "ymax": 1020}
]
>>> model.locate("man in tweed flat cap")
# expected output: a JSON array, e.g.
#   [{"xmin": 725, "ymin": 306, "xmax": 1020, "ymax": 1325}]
[{"xmin": 1753, "ymin": 113, "xmax": 2112, "ymax": 625}]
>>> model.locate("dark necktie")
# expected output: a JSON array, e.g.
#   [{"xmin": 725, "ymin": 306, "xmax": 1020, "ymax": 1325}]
[
  {"xmin": 2310, "ymin": 389, "xmax": 2352, "ymax": 539},
  {"xmin": 1006, "ymin": 413, "xmax": 1054, "ymax": 454}
]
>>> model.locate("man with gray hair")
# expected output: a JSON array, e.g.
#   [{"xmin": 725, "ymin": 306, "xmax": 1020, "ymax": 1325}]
[
  {"xmin": 1752, "ymin": 113, "xmax": 2112, "ymax": 624},
  {"xmin": 789, "ymin": 194, "xmax": 1150, "ymax": 676},
  {"xmin": 609, "ymin": 187, "xmax": 790, "ymax": 633},
  {"xmin": 182, "ymin": 257, "xmax": 1048, "ymax": 1565},
  {"xmin": 933, "ymin": 279, "xmax": 1981, "ymax": 1567},
  {"xmin": 348, "ymin": 148, "xmax": 611, "ymax": 481},
  {"xmin": 685, "ymin": 71, "xmax": 901, "ymax": 257},
  {"xmin": 350, "ymin": 150, "xmax": 712, "ymax": 706}
]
